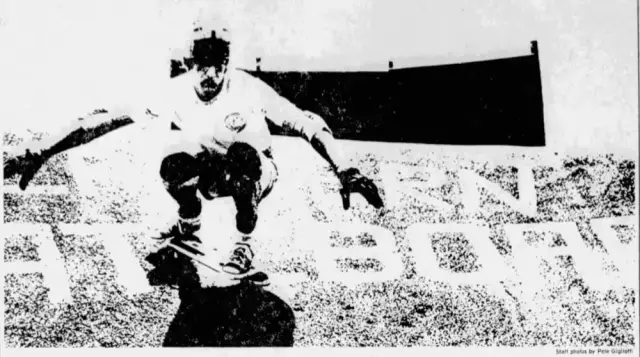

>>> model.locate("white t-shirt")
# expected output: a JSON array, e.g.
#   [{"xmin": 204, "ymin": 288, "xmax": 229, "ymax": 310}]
[{"xmin": 129, "ymin": 69, "xmax": 328, "ymax": 155}]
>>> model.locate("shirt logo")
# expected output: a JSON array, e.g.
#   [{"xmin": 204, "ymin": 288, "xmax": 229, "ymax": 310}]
[{"xmin": 224, "ymin": 112, "xmax": 247, "ymax": 132}]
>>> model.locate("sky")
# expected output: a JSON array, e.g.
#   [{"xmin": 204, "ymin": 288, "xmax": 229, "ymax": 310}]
[{"xmin": 0, "ymin": 0, "xmax": 637, "ymax": 153}]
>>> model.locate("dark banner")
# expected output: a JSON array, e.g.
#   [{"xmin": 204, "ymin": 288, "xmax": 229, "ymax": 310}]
[
  {"xmin": 249, "ymin": 71, "xmax": 392, "ymax": 141},
  {"xmin": 247, "ymin": 41, "xmax": 545, "ymax": 146}
]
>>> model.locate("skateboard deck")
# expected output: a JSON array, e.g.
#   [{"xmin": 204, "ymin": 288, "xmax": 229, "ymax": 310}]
[{"xmin": 162, "ymin": 237, "xmax": 270, "ymax": 286}]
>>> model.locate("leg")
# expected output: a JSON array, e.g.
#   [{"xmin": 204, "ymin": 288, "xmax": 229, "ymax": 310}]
[
  {"xmin": 156, "ymin": 152, "xmax": 203, "ymax": 237},
  {"xmin": 219, "ymin": 142, "xmax": 278, "ymax": 276},
  {"xmin": 224, "ymin": 142, "xmax": 278, "ymax": 234}
]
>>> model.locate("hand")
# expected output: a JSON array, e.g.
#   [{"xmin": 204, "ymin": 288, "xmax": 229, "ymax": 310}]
[
  {"xmin": 337, "ymin": 168, "xmax": 384, "ymax": 210},
  {"xmin": 3, "ymin": 148, "xmax": 46, "ymax": 191}
]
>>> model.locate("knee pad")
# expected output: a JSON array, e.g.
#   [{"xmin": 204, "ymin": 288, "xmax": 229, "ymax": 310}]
[
  {"xmin": 225, "ymin": 142, "xmax": 262, "ymax": 181},
  {"xmin": 160, "ymin": 152, "xmax": 199, "ymax": 187}
]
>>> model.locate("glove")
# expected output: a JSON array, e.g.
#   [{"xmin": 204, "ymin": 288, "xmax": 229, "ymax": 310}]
[
  {"xmin": 337, "ymin": 168, "xmax": 383, "ymax": 210},
  {"xmin": 3, "ymin": 148, "xmax": 46, "ymax": 191}
]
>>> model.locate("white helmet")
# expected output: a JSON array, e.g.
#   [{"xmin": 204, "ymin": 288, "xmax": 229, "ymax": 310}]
[{"xmin": 170, "ymin": 13, "xmax": 235, "ymax": 79}]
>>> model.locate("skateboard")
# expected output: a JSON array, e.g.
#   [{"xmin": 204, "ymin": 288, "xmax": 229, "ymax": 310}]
[{"xmin": 161, "ymin": 236, "xmax": 270, "ymax": 286}]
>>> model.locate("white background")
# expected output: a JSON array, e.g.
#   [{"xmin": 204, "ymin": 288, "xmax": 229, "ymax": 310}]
[{"xmin": 0, "ymin": 0, "xmax": 637, "ymax": 154}]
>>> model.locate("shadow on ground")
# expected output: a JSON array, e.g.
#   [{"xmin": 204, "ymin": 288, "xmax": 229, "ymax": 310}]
[{"xmin": 146, "ymin": 245, "xmax": 296, "ymax": 347}]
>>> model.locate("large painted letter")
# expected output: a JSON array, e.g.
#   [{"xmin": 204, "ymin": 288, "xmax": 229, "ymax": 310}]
[
  {"xmin": 406, "ymin": 223, "xmax": 510, "ymax": 286},
  {"xmin": 405, "ymin": 222, "xmax": 524, "ymax": 328},
  {"xmin": 590, "ymin": 216, "xmax": 638, "ymax": 288},
  {"xmin": 504, "ymin": 222, "xmax": 610, "ymax": 293},
  {"xmin": 3, "ymin": 224, "xmax": 72, "ymax": 304},
  {"xmin": 58, "ymin": 224, "xmax": 152, "ymax": 296},
  {"xmin": 380, "ymin": 162, "xmax": 454, "ymax": 211},
  {"xmin": 313, "ymin": 222, "xmax": 403, "ymax": 287},
  {"xmin": 460, "ymin": 165, "xmax": 537, "ymax": 217}
]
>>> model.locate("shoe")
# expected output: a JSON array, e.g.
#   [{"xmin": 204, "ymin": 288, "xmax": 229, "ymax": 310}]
[
  {"xmin": 221, "ymin": 242, "xmax": 254, "ymax": 274},
  {"xmin": 220, "ymin": 242, "xmax": 270, "ymax": 286},
  {"xmin": 151, "ymin": 216, "xmax": 201, "ymax": 241}
]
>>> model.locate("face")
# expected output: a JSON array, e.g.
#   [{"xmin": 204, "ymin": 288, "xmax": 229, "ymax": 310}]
[
  {"xmin": 190, "ymin": 36, "xmax": 230, "ymax": 100},
  {"xmin": 194, "ymin": 62, "xmax": 227, "ymax": 98}
]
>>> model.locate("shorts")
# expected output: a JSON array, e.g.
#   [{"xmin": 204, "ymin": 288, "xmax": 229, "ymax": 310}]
[{"xmin": 160, "ymin": 141, "xmax": 278, "ymax": 202}]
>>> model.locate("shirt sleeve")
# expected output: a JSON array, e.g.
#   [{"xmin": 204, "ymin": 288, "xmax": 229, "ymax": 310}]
[
  {"xmin": 248, "ymin": 73, "xmax": 332, "ymax": 141},
  {"xmin": 112, "ymin": 79, "xmax": 175, "ymax": 131}
]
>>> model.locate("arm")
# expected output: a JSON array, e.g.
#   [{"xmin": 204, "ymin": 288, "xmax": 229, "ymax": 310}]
[
  {"xmin": 4, "ymin": 107, "xmax": 138, "ymax": 190},
  {"xmin": 305, "ymin": 113, "xmax": 348, "ymax": 174},
  {"xmin": 256, "ymin": 77, "xmax": 383, "ymax": 209},
  {"xmin": 29, "ymin": 108, "xmax": 135, "ymax": 160},
  {"xmin": 256, "ymin": 79, "xmax": 347, "ymax": 174}
]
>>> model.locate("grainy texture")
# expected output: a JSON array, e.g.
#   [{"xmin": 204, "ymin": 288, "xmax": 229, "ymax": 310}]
[{"xmin": 3, "ymin": 132, "xmax": 637, "ymax": 347}]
